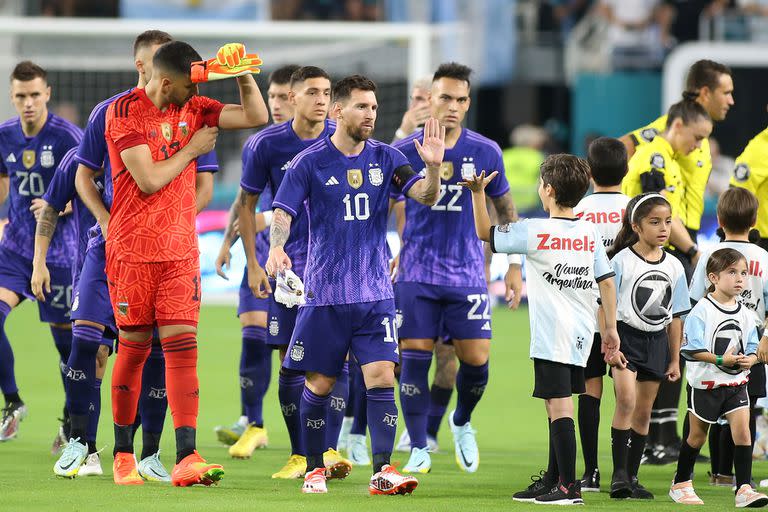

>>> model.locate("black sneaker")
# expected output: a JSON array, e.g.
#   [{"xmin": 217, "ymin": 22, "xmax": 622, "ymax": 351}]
[
  {"xmin": 610, "ymin": 470, "xmax": 632, "ymax": 499},
  {"xmin": 534, "ymin": 481, "xmax": 584, "ymax": 505},
  {"xmin": 580, "ymin": 468, "xmax": 600, "ymax": 493},
  {"xmin": 644, "ymin": 444, "xmax": 676, "ymax": 465},
  {"xmin": 513, "ymin": 470, "xmax": 554, "ymax": 502},
  {"xmin": 630, "ymin": 477, "xmax": 654, "ymax": 499}
]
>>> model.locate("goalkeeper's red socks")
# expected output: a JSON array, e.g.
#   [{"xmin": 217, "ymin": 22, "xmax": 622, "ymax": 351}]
[
  {"xmin": 112, "ymin": 337, "xmax": 151, "ymax": 427},
  {"xmin": 161, "ymin": 333, "xmax": 199, "ymax": 430}
]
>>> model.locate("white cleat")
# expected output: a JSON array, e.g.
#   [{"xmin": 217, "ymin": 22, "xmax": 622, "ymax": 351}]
[
  {"xmin": 53, "ymin": 438, "xmax": 88, "ymax": 478},
  {"xmin": 347, "ymin": 434, "xmax": 371, "ymax": 466},
  {"xmin": 78, "ymin": 452, "xmax": 104, "ymax": 476},
  {"xmin": 137, "ymin": 451, "xmax": 171, "ymax": 482},
  {"xmin": 0, "ymin": 402, "xmax": 27, "ymax": 441},
  {"xmin": 449, "ymin": 410, "xmax": 479, "ymax": 473},
  {"xmin": 337, "ymin": 416, "xmax": 353, "ymax": 452},
  {"xmin": 302, "ymin": 467, "xmax": 327, "ymax": 494},
  {"xmin": 403, "ymin": 446, "xmax": 432, "ymax": 474}
]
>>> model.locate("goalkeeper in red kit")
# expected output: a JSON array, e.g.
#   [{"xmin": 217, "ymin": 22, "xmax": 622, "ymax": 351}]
[{"xmin": 104, "ymin": 41, "xmax": 271, "ymax": 486}]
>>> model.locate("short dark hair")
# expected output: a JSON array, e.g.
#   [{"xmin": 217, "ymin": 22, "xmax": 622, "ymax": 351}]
[
  {"xmin": 433, "ymin": 62, "xmax": 472, "ymax": 88},
  {"xmin": 332, "ymin": 74, "xmax": 376, "ymax": 104},
  {"xmin": 133, "ymin": 30, "xmax": 173, "ymax": 57},
  {"xmin": 684, "ymin": 59, "xmax": 732, "ymax": 99},
  {"xmin": 269, "ymin": 64, "xmax": 301, "ymax": 86},
  {"xmin": 665, "ymin": 99, "xmax": 711, "ymax": 130},
  {"xmin": 152, "ymin": 41, "xmax": 202, "ymax": 78},
  {"xmin": 10, "ymin": 61, "xmax": 46, "ymax": 83},
  {"xmin": 539, "ymin": 154, "xmax": 590, "ymax": 208},
  {"xmin": 290, "ymin": 66, "xmax": 331, "ymax": 89},
  {"xmin": 717, "ymin": 187, "xmax": 758, "ymax": 234},
  {"xmin": 706, "ymin": 248, "xmax": 747, "ymax": 293},
  {"xmin": 587, "ymin": 137, "xmax": 627, "ymax": 186}
]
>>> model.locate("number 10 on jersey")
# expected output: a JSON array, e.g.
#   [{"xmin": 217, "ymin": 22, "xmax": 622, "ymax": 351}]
[{"xmin": 343, "ymin": 193, "xmax": 370, "ymax": 221}]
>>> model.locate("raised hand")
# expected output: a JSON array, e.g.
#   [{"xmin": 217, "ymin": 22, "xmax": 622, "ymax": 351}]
[
  {"xmin": 460, "ymin": 170, "xmax": 498, "ymax": 193},
  {"xmin": 217, "ymin": 43, "xmax": 246, "ymax": 67},
  {"xmin": 414, "ymin": 117, "xmax": 445, "ymax": 168}
]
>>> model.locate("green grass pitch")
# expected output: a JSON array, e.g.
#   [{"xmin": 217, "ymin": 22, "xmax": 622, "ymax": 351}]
[{"xmin": 0, "ymin": 302, "xmax": 764, "ymax": 510}]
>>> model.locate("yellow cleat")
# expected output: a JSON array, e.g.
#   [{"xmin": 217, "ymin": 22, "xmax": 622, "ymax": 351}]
[
  {"xmin": 271, "ymin": 454, "xmax": 307, "ymax": 479},
  {"xmin": 228, "ymin": 425, "xmax": 268, "ymax": 459},
  {"xmin": 323, "ymin": 448, "xmax": 352, "ymax": 480}
]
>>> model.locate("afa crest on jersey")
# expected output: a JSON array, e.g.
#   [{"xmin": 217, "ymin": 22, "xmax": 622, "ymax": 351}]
[
  {"xmin": 22, "ymin": 150, "xmax": 35, "ymax": 169},
  {"xmin": 368, "ymin": 165, "xmax": 383, "ymax": 186},
  {"xmin": 347, "ymin": 169, "xmax": 363, "ymax": 189},
  {"xmin": 269, "ymin": 317, "xmax": 279, "ymax": 336},
  {"xmin": 161, "ymin": 122, "xmax": 172, "ymax": 142},
  {"xmin": 461, "ymin": 157, "xmax": 476, "ymax": 180},
  {"xmin": 40, "ymin": 145, "xmax": 54, "ymax": 168},
  {"xmin": 439, "ymin": 161, "xmax": 454, "ymax": 180}
]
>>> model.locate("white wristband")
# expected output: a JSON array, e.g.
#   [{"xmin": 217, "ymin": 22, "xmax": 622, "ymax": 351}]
[
  {"xmin": 507, "ymin": 254, "xmax": 522, "ymax": 265},
  {"xmin": 261, "ymin": 210, "xmax": 273, "ymax": 227}
]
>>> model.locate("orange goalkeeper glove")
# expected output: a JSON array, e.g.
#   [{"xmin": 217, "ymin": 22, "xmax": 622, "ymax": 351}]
[{"xmin": 191, "ymin": 43, "xmax": 263, "ymax": 83}]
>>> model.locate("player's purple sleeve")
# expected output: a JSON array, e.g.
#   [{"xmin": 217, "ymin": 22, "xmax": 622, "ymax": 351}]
[
  {"xmin": 240, "ymin": 137, "xmax": 268, "ymax": 194},
  {"xmin": 196, "ymin": 150, "xmax": 219, "ymax": 173},
  {"xmin": 43, "ymin": 147, "xmax": 78, "ymax": 212},
  {"xmin": 273, "ymin": 164, "xmax": 310, "ymax": 218},
  {"xmin": 75, "ymin": 106, "xmax": 108, "ymax": 171},
  {"xmin": 486, "ymin": 142, "xmax": 511, "ymax": 198}
]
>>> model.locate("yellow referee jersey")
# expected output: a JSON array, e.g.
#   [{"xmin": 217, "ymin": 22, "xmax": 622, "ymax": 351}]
[
  {"xmin": 623, "ymin": 134, "xmax": 685, "ymax": 217},
  {"xmin": 731, "ymin": 127, "xmax": 768, "ymax": 238},
  {"xmin": 628, "ymin": 115, "xmax": 712, "ymax": 231}
]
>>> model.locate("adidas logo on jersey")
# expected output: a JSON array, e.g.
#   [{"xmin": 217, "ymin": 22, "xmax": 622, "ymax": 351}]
[
  {"xmin": 325, "ymin": 176, "xmax": 339, "ymax": 186},
  {"xmin": 5, "ymin": 153, "xmax": 15, "ymax": 163},
  {"xmin": 481, "ymin": 321, "xmax": 491, "ymax": 331}
]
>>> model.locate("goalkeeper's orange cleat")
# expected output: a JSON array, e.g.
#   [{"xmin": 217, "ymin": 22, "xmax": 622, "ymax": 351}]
[
  {"xmin": 113, "ymin": 452, "xmax": 144, "ymax": 486},
  {"xmin": 171, "ymin": 450, "xmax": 224, "ymax": 487},
  {"xmin": 191, "ymin": 43, "xmax": 263, "ymax": 83}
]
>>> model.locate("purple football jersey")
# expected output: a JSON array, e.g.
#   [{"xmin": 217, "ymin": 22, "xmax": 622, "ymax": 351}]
[
  {"xmin": 0, "ymin": 113, "xmax": 81, "ymax": 266},
  {"xmin": 43, "ymin": 146, "xmax": 99, "ymax": 269},
  {"xmin": 240, "ymin": 120, "xmax": 335, "ymax": 279},
  {"xmin": 274, "ymin": 136, "xmax": 421, "ymax": 306},
  {"xmin": 393, "ymin": 128, "xmax": 509, "ymax": 288}
]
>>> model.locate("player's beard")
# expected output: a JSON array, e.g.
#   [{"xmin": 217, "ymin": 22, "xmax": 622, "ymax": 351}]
[{"xmin": 346, "ymin": 123, "xmax": 372, "ymax": 144}]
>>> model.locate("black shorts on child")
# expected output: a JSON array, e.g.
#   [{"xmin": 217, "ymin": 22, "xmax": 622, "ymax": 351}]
[
  {"xmin": 533, "ymin": 358, "xmax": 586, "ymax": 399},
  {"xmin": 614, "ymin": 321, "xmax": 669, "ymax": 382},
  {"xmin": 687, "ymin": 383, "xmax": 749, "ymax": 424},
  {"xmin": 585, "ymin": 333, "xmax": 606, "ymax": 379}
]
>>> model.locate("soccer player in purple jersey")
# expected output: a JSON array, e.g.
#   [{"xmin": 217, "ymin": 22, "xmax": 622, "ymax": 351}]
[
  {"xmin": 267, "ymin": 74, "xmax": 442, "ymax": 495},
  {"xmin": 392, "ymin": 63, "xmax": 520, "ymax": 474},
  {"xmin": 212, "ymin": 64, "xmax": 299, "ymax": 455},
  {"xmin": 236, "ymin": 66, "xmax": 353, "ymax": 479},
  {"xmin": 0, "ymin": 61, "xmax": 82, "ymax": 443}
]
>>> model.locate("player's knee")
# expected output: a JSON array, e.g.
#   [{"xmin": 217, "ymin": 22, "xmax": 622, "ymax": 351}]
[
  {"xmin": 361, "ymin": 362, "xmax": 396, "ymax": 388},
  {"xmin": 732, "ymin": 430, "xmax": 752, "ymax": 446},
  {"xmin": 0, "ymin": 288, "xmax": 20, "ymax": 310},
  {"xmin": 614, "ymin": 393, "xmax": 635, "ymax": 418},
  {"xmin": 687, "ymin": 429, "xmax": 707, "ymax": 448},
  {"xmin": 239, "ymin": 311, "xmax": 267, "ymax": 328},
  {"xmin": 400, "ymin": 338, "xmax": 434, "ymax": 351},
  {"xmin": 305, "ymin": 373, "xmax": 335, "ymax": 396},
  {"xmin": 584, "ymin": 378, "xmax": 603, "ymax": 399},
  {"xmin": 279, "ymin": 367, "xmax": 303, "ymax": 378},
  {"xmin": 50, "ymin": 322, "xmax": 71, "ymax": 330}
]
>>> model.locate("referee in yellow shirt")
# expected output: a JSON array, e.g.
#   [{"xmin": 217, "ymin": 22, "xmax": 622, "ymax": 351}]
[
  {"xmin": 731, "ymin": 128, "xmax": 768, "ymax": 251},
  {"xmin": 622, "ymin": 60, "xmax": 734, "ymax": 263}
]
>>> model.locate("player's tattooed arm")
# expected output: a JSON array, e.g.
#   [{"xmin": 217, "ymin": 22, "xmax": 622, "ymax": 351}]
[
  {"xmin": 31, "ymin": 203, "xmax": 59, "ymax": 301},
  {"xmin": 490, "ymin": 191, "xmax": 518, "ymax": 225},
  {"xmin": 270, "ymin": 208, "xmax": 292, "ymax": 249}
]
